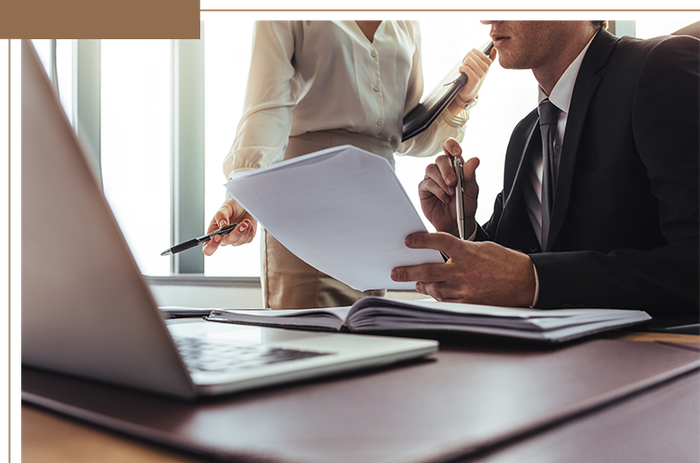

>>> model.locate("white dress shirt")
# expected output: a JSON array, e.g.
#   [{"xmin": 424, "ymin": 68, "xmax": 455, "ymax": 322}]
[
  {"xmin": 522, "ymin": 33, "xmax": 597, "ymax": 306},
  {"xmin": 223, "ymin": 20, "xmax": 469, "ymax": 176},
  {"xmin": 524, "ymin": 33, "xmax": 597, "ymax": 244}
]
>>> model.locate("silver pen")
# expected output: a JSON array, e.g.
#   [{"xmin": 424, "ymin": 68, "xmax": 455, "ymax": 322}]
[{"xmin": 453, "ymin": 156, "xmax": 466, "ymax": 240}]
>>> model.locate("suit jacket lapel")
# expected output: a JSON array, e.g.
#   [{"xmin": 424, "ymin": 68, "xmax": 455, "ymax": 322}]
[
  {"xmin": 502, "ymin": 122, "xmax": 537, "ymax": 213},
  {"xmin": 495, "ymin": 115, "xmax": 540, "ymax": 251},
  {"xmin": 549, "ymin": 29, "xmax": 619, "ymax": 250}
]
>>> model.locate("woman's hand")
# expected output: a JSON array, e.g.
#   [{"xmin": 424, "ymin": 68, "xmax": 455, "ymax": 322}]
[
  {"xmin": 202, "ymin": 195, "xmax": 257, "ymax": 256},
  {"xmin": 448, "ymin": 46, "xmax": 496, "ymax": 114}
]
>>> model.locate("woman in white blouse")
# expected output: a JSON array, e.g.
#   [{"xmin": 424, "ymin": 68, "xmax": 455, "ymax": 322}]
[{"xmin": 203, "ymin": 20, "xmax": 494, "ymax": 310}]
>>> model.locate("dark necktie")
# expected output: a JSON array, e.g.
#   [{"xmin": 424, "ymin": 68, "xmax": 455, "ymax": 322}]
[{"xmin": 538, "ymin": 98, "xmax": 560, "ymax": 252}]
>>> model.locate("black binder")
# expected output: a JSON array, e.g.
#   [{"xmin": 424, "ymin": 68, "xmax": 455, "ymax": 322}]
[{"xmin": 402, "ymin": 41, "xmax": 494, "ymax": 141}]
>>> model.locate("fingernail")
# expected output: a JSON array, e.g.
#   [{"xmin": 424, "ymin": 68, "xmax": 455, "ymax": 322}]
[
  {"xmin": 219, "ymin": 220, "xmax": 227, "ymax": 228},
  {"xmin": 404, "ymin": 235, "xmax": 413, "ymax": 246},
  {"xmin": 238, "ymin": 223, "xmax": 247, "ymax": 232}
]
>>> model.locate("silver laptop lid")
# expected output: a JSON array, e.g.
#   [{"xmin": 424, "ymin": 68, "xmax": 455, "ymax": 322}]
[
  {"xmin": 21, "ymin": 40, "xmax": 438, "ymax": 400},
  {"xmin": 21, "ymin": 39, "xmax": 197, "ymax": 399}
]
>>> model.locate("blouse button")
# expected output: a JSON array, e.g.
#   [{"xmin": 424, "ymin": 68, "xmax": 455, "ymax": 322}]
[
  {"xmin": 374, "ymin": 85, "xmax": 380, "ymax": 92},
  {"xmin": 371, "ymin": 50, "xmax": 377, "ymax": 58}
]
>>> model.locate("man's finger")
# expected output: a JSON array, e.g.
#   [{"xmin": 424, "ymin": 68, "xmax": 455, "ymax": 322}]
[
  {"xmin": 435, "ymin": 154, "xmax": 459, "ymax": 187},
  {"xmin": 424, "ymin": 162, "xmax": 453, "ymax": 196},
  {"xmin": 419, "ymin": 177, "xmax": 452, "ymax": 205},
  {"xmin": 404, "ymin": 231, "xmax": 471, "ymax": 257},
  {"xmin": 414, "ymin": 281, "xmax": 466, "ymax": 302},
  {"xmin": 441, "ymin": 137, "xmax": 461, "ymax": 157},
  {"xmin": 391, "ymin": 262, "xmax": 448, "ymax": 284}
]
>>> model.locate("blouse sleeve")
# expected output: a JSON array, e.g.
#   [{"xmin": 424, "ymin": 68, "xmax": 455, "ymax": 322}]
[
  {"xmin": 397, "ymin": 106, "xmax": 470, "ymax": 158},
  {"xmin": 222, "ymin": 21, "xmax": 299, "ymax": 177}
]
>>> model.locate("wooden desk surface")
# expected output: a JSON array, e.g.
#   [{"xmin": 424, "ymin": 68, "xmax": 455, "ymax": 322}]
[
  {"xmin": 21, "ymin": 332, "xmax": 700, "ymax": 463},
  {"xmin": 22, "ymin": 405, "xmax": 207, "ymax": 463},
  {"xmin": 608, "ymin": 331, "xmax": 700, "ymax": 344}
]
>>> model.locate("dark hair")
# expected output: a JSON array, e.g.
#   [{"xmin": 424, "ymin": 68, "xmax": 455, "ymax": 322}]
[{"xmin": 591, "ymin": 21, "xmax": 609, "ymax": 30}]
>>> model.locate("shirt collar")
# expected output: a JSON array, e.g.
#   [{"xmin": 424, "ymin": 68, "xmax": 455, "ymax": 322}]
[{"xmin": 538, "ymin": 31, "xmax": 598, "ymax": 114}]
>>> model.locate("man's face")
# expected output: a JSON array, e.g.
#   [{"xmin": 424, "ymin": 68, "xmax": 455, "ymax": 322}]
[{"xmin": 481, "ymin": 21, "xmax": 580, "ymax": 71}]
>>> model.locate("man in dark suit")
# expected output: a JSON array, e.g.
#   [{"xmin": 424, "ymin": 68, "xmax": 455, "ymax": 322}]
[{"xmin": 391, "ymin": 21, "xmax": 699, "ymax": 316}]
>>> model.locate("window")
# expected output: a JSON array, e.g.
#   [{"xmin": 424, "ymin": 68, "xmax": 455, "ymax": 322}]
[
  {"xmin": 100, "ymin": 40, "xmax": 172, "ymax": 276},
  {"xmin": 32, "ymin": 40, "xmax": 74, "ymax": 125},
  {"xmin": 49, "ymin": 17, "xmax": 698, "ymax": 280},
  {"xmin": 203, "ymin": 15, "xmax": 257, "ymax": 277},
  {"xmin": 635, "ymin": 20, "xmax": 695, "ymax": 38}
]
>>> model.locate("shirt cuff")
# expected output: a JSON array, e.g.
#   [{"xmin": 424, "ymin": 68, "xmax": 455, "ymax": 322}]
[
  {"xmin": 449, "ymin": 96, "xmax": 478, "ymax": 124},
  {"xmin": 441, "ymin": 100, "xmax": 474, "ymax": 127},
  {"xmin": 529, "ymin": 260, "xmax": 540, "ymax": 308}
]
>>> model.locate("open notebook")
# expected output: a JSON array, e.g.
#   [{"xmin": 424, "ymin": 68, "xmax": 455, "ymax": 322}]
[
  {"xmin": 21, "ymin": 39, "xmax": 438, "ymax": 400},
  {"xmin": 207, "ymin": 297, "xmax": 652, "ymax": 343}
]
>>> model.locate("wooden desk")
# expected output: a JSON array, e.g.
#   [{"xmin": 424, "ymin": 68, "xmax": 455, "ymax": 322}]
[
  {"xmin": 22, "ymin": 333, "xmax": 700, "ymax": 463},
  {"xmin": 22, "ymin": 405, "xmax": 206, "ymax": 463},
  {"xmin": 609, "ymin": 331, "xmax": 700, "ymax": 344}
]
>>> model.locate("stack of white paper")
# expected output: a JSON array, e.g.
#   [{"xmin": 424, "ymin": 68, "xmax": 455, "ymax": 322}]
[{"xmin": 225, "ymin": 145, "xmax": 443, "ymax": 291}]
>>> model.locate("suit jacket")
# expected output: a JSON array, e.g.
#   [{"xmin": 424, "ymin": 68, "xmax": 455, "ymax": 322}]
[{"xmin": 476, "ymin": 28, "xmax": 699, "ymax": 315}]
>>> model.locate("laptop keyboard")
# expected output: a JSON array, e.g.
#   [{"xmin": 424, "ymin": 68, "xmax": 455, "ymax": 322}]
[{"xmin": 173, "ymin": 336, "xmax": 331, "ymax": 374}]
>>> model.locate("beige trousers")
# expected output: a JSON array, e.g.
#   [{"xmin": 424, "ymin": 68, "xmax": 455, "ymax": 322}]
[{"xmin": 262, "ymin": 130, "xmax": 392, "ymax": 310}]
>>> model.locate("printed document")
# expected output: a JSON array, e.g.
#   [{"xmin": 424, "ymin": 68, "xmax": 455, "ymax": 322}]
[{"xmin": 224, "ymin": 145, "xmax": 443, "ymax": 291}]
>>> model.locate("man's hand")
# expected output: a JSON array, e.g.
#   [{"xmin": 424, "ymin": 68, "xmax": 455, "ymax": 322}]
[
  {"xmin": 391, "ymin": 232, "xmax": 536, "ymax": 307},
  {"xmin": 202, "ymin": 195, "xmax": 257, "ymax": 256},
  {"xmin": 419, "ymin": 138, "xmax": 479, "ymax": 238}
]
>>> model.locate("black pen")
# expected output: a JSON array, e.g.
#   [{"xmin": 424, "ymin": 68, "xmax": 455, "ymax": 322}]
[{"xmin": 160, "ymin": 223, "xmax": 238, "ymax": 256}]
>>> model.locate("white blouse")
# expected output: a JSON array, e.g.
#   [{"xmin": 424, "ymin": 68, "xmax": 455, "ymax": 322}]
[{"xmin": 223, "ymin": 20, "xmax": 469, "ymax": 176}]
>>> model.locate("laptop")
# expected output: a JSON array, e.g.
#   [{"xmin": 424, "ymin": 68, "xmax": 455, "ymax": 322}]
[{"xmin": 20, "ymin": 39, "xmax": 437, "ymax": 400}]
